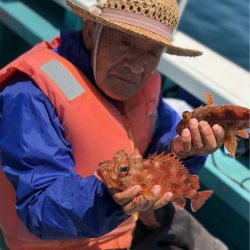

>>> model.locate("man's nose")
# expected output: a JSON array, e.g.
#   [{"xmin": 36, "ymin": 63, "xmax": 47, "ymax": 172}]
[{"xmin": 123, "ymin": 54, "xmax": 144, "ymax": 74}]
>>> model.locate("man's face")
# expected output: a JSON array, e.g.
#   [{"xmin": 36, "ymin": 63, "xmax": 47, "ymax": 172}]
[{"xmin": 94, "ymin": 27, "xmax": 165, "ymax": 101}]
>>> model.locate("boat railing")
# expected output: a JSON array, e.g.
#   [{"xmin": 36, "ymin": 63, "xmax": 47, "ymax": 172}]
[{"xmin": 158, "ymin": 31, "xmax": 250, "ymax": 107}]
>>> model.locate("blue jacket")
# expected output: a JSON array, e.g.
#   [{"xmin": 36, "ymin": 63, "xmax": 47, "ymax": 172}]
[{"xmin": 0, "ymin": 30, "xmax": 206, "ymax": 239}]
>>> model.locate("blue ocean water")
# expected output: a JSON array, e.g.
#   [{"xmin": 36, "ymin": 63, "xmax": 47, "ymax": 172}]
[{"xmin": 178, "ymin": 0, "xmax": 249, "ymax": 71}]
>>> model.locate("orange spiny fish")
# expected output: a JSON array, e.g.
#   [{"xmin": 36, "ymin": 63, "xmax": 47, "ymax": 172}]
[
  {"xmin": 97, "ymin": 150, "xmax": 213, "ymax": 226},
  {"xmin": 176, "ymin": 93, "xmax": 250, "ymax": 157}
]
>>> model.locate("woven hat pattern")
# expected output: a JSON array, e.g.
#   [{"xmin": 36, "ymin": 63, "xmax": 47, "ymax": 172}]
[
  {"xmin": 66, "ymin": 0, "xmax": 202, "ymax": 56},
  {"xmin": 97, "ymin": 0, "xmax": 179, "ymax": 30}
]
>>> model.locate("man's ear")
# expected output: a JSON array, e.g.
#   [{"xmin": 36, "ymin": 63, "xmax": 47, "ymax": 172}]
[{"xmin": 82, "ymin": 20, "xmax": 98, "ymax": 50}]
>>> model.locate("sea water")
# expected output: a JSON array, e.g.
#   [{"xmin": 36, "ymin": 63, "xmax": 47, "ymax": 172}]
[{"xmin": 179, "ymin": 0, "xmax": 249, "ymax": 71}]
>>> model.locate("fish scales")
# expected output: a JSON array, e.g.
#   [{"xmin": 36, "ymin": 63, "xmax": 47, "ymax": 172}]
[
  {"xmin": 193, "ymin": 105, "xmax": 249, "ymax": 128},
  {"xmin": 176, "ymin": 93, "xmax": 250, "ymax": 157},
  {"xmin": 97, "ymin": 150, "xmax": 213, "ymax": 213}
]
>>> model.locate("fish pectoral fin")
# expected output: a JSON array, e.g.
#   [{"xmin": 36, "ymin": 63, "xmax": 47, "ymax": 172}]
[
  {"xmin": 237, "ymin": 129, "xmax": 249, "ymax": 139},
  {"xmin": 224, "ymin": 136, "xmax": 237, "ymax": 158},
  {"xmin": 191, "ymin": 190, "xmax": 213, "ymax": 212},
  {"xmin": 204, "ymin": 92, "xmax": 215, "ymax": 105},
  {"xmin": 171, "ymin": 196, "xmax": 186, "ymax": 209},
  {"xmin": 190, "ymin": 175, "xmax": 200, "ymax": 189},
  {"xmin": 138, "ymin": 208, "xmax": 161, "ymax": 228},
  {"xmin": 224, "ymin": 130, "xmax": 249, "ymax": 157}
]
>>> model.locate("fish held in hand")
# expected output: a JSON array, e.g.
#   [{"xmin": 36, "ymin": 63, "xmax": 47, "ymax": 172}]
[
  {"xmin": 97, "ymin": 150, "xmax": 213, "ymax": 214},
  {"xmin": 176, "ymin": 93, "xmax": 250, "ymax": 157}
]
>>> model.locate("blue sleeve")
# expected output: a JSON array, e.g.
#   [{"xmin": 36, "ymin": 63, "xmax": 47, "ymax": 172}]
[
  {"xmin": 147, "ymin": 96, "xmax": 207, "ymax": 175},
  {"xmin": 0, "ymin": 73, "xmax": 128, "ymax": 240}
]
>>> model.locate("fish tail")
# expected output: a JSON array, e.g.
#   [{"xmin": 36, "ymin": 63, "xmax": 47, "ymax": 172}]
[{"xmin": 191, "ymin": 190, "xmax": 213, "ymax": 212}]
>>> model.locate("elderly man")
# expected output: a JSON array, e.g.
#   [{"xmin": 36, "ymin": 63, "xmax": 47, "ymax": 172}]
[{"xmin": 0, "ymin": 0, "xmax": 227, "ymax": 249}]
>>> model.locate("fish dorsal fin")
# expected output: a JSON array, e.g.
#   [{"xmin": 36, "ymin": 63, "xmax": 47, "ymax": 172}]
[
  {"xmin": 131, "ymin": 148, "xmax": 142, "ymax": 159},
  {"xmin": 204, "ymin": 92, "xmax": 215, "ymax": 105}
]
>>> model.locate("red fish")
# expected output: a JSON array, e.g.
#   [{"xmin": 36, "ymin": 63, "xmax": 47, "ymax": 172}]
[
  {"xmin": 97, "ymin": 150, "xmax": 213, "ymax": 226},
  {"xmin": 176, "ymin": 93, "xmax": 250, "ymax": 157}
]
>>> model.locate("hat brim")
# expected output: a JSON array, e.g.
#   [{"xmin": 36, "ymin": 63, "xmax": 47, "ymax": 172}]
[{"xmin": 66, "ymin": 0, "xmax": 202, "ymax": 57}]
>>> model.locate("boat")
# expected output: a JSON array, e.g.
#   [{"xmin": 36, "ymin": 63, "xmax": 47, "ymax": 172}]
[{"xmin": 0, "ymin": 0, "xmax": 249, "ymax": 249}]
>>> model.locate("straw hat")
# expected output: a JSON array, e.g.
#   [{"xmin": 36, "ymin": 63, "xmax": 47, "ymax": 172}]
[{"xmin": 66, "ymin": 0, "xmax": 202, "ymax": 57}]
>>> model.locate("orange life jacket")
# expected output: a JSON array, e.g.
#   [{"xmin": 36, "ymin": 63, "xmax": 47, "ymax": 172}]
[{"xmin": 0, "ymin": 38, "xmax": 161, "ymax": 250}]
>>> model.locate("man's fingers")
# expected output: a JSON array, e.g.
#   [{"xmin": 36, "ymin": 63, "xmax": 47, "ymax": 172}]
[
  {"xmin": 153, "ymin": 192, "xmax": 173, "ymax": 209},
  {"xmin": 123, "ymin": 185, "xmax": 162, "ymax": 214},
  {"xmin": 199, "ymin": 121, "xmax": 217, "ymax": 151},
  {"xmin": 212, "ymin": 124, "xmax": 225, "ymax": 146},
  {"xmin": 189, "ymin": 118, "xmax": 203, "ymax": 150},
  {"xmin": 124, "ymin": 190, "xmax": 173, "ymax": 214},
  {"xmin": 113, "ymin": 185, "xmax": 141, "ymax": 205},
  {"xmin": 151, "ymin": 185, "xmax": 161, "ymax": 198},
  {"xmin": 140, "ymin": 185, "xmax": 162, "ymax": 211},
  {"xmin": 181, "ymin": 128, "xmax": 192, "ymax": 152},
  {"xmin": 123, "ymin": 195, "xmax": 149, "ymax": 215}
]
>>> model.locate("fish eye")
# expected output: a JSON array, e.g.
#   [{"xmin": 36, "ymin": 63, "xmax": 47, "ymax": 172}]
[{"xmin": 118, "ymin": 164, "xmax": 129, "ymax": 173}]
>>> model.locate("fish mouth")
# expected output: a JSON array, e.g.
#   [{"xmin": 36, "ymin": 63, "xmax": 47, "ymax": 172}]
[{"xmin": 97, "ymin": 168, "xmax": 118, "ymax": 189}]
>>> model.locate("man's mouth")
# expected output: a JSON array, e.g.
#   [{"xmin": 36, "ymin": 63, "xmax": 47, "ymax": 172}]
[{"xmin": 111, "ymin": 73, "xmax": 139, "ymax": 86}]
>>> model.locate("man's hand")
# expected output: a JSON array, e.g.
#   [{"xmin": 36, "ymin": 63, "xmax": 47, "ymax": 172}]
[
  {"xmin": 111, "ymin": 185, "xmax": 173, "ymax": 215},
  {"xmin": 171, "ymin": 118, "xmax": 225, "ymax": 159}
]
